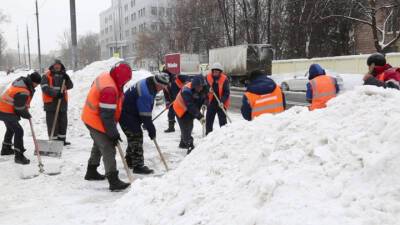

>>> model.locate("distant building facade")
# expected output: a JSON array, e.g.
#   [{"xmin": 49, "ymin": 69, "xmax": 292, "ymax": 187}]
[{"xmin": 99, "ymin": 0, "xmax": 174, "ymax": 71}]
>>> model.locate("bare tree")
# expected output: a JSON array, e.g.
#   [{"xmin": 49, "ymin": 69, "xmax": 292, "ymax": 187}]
[
  {"xmin": 78, "ymin": 33, "xmax": 100, "ymax": 66},
  {"xmin": 321, "ymin": 0, "xmax": 400, "ymax": 53}
]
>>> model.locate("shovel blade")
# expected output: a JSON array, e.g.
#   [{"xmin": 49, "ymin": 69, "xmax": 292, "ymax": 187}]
[{"xmin": 35, "ymin": 140, "xmax": 64, "ymax": 158}]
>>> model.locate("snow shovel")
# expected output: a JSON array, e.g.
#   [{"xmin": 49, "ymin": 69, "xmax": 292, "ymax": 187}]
[
  {"xmin": 116, "ymin": 142, "xmax": 135, "ymax": 183},
  {"xmin": 29, "ymin": 119, "xmax": 44, "ymax": 174},
  {"xmin": 37, "ymin": 80, "xmax": 66, "ymax": 158},
  {"xmin": 153, "ymin": 139, "xmax": 169, "ymax": 171},
  {"xmin": 152, "ymin": 106, "xmax": 169, "ymax": 122},
  {"xmin": 210, "ymin": 88, "xmax": 232, "ymax": 123},
  {"xmin": 201, "ymin": 105, "xmax": 207, "ymax": 137}
]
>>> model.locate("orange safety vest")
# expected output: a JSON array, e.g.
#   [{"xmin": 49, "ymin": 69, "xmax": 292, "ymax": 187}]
[
  {"xmin": 309, "ymin": 75, "xmax": 337, "ymax": 111},
  {"xmin": 244, "ymin": 86, "xmax": 284, "ymax": 120},
  {"xmin": 173, "ymin": 82, "xmax": 192, "ymax": 118},
  {"xmin": 376, "ymin": 72, "xmax": 385, "ymax": 82},
  {"xmin": 206, "ymin": 73, "xmax": 230, "ymax": 108},
  {"xmin": 0, "ymin": 83, "xmax": 32, "ymax": 115},
  {"xmin": 81, "ymin": 72, "xmax": 123, "ymax": 133},
  {"xmin": 175, "ymin": 78, "xmax": 185, "ymax": 89},
  {"xmin": 42, "ymin": 72, "xmax": 69, "ymax": 103}
]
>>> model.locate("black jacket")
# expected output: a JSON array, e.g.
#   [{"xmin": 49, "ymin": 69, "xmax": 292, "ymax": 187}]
[
  {"xmin": 0, "ymin": 77, "xmax": 35, "ymax": 122},
  {"xmin": 41, "ymin": 62, "xmax": 74, "ymax": 112}
]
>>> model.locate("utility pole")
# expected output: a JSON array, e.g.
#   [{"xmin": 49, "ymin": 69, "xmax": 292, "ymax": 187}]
[
  {"xmin": 17, "ymin": 27, "xmax": 21, "ymax": 65},
  {"xmin": 26, "ymin": 25, "xmax": 31, "ymax": 69},
  {"xmin": 35, "ymin": 0, "xmax": 42, "ymax": 73},
  {"xmin": 69, "ymin": 0, "xmax": 78, "ymax": 70},
  {"xmin": 23, "ymin": 45, "xmax": 27, "ymax": 66}
]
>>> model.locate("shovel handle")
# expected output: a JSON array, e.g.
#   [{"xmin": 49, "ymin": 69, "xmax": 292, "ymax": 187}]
[
  {"xmin": 211, "ymin": 89, "xmax": 232, "ymax": 123},
  {"xmin": 29, "ymin": 119, "xmax": 44, "ymax": 173},
  {"xmin": 116, "ymin": 142, "xmax": 134, "ymax": 183},
  {"xmin": 153, "ymin": 139, "xmax": 169, "ymax": 171},
  {"xmin": 50, "ymin": 79, "xmax": 66, "ymax": 140}
]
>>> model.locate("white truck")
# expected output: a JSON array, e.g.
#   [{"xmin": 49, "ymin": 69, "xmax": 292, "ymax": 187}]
[{"xmin": 209, "ymin": 44, "xmax": 274, "ymax": 86}]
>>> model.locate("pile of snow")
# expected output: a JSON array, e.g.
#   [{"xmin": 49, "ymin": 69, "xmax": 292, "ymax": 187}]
[{"xmin": 101, "ymin": 86, "xmax": 400, "ymax": 225}]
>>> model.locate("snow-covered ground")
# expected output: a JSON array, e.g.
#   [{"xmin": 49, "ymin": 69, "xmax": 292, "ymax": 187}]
[{"xmin": 1, "ymin": 59, "xmax": 398, "ymax": 225}]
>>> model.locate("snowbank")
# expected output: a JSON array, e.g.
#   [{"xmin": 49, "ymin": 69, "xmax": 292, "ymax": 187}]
[{"xmin": 102, "ymin": 86, "xmax": 400, "ymax": 225}]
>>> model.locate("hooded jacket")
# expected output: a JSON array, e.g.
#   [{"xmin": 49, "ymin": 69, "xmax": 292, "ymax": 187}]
[
  {"xmin": 41, "ymin": 61, "xmax": 74, "ymax": 112},
  {"xmin": 241, "ymin": 74, "xmax": 286, "ymax": 121}
]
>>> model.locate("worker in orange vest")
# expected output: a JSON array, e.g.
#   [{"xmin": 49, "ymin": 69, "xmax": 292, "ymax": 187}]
[
  {"xmin": 363, "ymin": 53, "xmax": 400, "ymax": 89},
  {"xmin": 241, "ymin": 70, "xmax": 285, "ymax": 120},
  {"xmin": 162, "ymin": 68, "xmax": 189, "ymax": 133},
  {"xmin": 173, "ymin": 75, "xmax": 207, "ymax": 154},
  {"xmin": 41, "ymin": 59, "xmax": 74, "ymax": 145},
  {"xmin": 81, "ymin": 62, "xmax": 132, "ymax": 191},
  {"xmin": 306, "ymin": 64, "xmax": 339, "ymax": 111},
  {"xmin": 205, "ymin": 63, "xmax": 230, "ymax": 135},
  {"xmin": 0, "ymin": 72, "xmax": 42, "ymax": 164}
]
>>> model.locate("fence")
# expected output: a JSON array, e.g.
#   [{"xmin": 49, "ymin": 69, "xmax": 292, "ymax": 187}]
[{"xmin": 272, "ymin": 53, "xmax": 400, "ymax": 75}]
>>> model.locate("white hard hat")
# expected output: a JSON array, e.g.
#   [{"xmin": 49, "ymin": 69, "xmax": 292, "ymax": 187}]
[{"xmin": 211, "ymin": 63, "xmax": 224, "ymax": 72}]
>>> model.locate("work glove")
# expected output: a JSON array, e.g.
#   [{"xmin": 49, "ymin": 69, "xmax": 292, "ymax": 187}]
[
  {"xmin": 21, "ymin": 112, "xmax": 32, "ymax": 120},
  {"xmin": 197, "ymin": 114, "xmax": 205, "ymax": 124},
  {"xmin": 111, "ymin": 134, "xmax": 122, "ymax": 147},
  {"xmin": 56, "ymin": 92, "xmax": 64, "ymax": 99},
  {"xmin": 149, "ymin": 131, "xmax": 156, "ymax": 140},
  {"xmin": 63, "ymin": 74, "xmax": 72, "ymax": 83},
  {"xmin": 219, "ymin": 102, "xmax": 225, "ymax": 109}
]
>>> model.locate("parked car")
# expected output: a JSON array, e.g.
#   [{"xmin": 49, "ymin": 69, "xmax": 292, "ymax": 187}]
[{"xmin": 280, "ymin": 70, "xmax": 344, "ymax": 92}]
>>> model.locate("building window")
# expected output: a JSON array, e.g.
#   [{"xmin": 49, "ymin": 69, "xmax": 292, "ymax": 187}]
[
  {"xmin": 131, "ymin": 0, "xmax": 135, "ymax": 7},
  {"xmin": 151, "ymin": 7, "xmax": 157, "ymax": 16},
  {"xmin": 143, "ymin": 8, "xmax": 146, "ymax": 17},
  {"xmin": 151, "ymin": 23, "xmax": 157, "ymax": 31},
  {"xmin": 166, "ymin": 8, "xmax": 172, "ymax": 17},
  {"xmin": 126, "ymin": 30, "xmax": 130, "ymax": 37},
  {"xmin": 109, "ymin": 25, "xmax": 112, "ymax": 31},
  {"xmin": 125, "ymin": 16, "xmax": 129, "ymax": 24},
  {"xmin": 159, "ymin": 7, "xmax": 165, "ymax": 17},
  {"xmin": 124, "ymin": 4, "xmax": 128, "ymax": 11}
]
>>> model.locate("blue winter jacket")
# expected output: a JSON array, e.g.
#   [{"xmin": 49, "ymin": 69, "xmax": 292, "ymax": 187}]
[
  {"xmin": 120, "ymin": 77, "xmax": 157, "ymax": 139},
  {"xmin": 241, "ymin": 75, "xmax": 286, "ymax": 121},
  {"xmin": 180, "ymin": 83, "xmax": 207, "ymax": 120}
]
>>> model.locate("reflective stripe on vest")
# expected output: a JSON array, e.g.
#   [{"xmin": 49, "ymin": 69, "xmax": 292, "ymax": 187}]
[
  {"xmin": 309, "ymin": 75, "xmax": 336, "ymax": 111},
  {"xmin": 244, "ymin": 86, "xmax": 284, "ymax": 120},
  {"xmin": 42, "ymin": 72, "xmax": 69, "ymax": 103},
  {"xmin": 81, "ymin": 72, "xmax": 122, "ymax": 133},
  {"xmin": 206, "ymin": 73, "xmax": 230, "ymax": 108},
  {"xmin": 0, "ymin": 85, "xmax": 31, "ymax": 114},
  {"xmin": 173, "ymin": 83, "xmax": 192, "ymax": 118}
]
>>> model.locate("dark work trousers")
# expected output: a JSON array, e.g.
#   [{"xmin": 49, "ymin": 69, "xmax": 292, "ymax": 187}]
[
  {"xmin": 177, "ymin": 117, "xmax": 194, "ymax": 146},
  {"xmin": 3, "ymin": 121, "xmax": 24, "ymax": 152},
  {"xmin": 87, "ymin": 126, "xmax": 117, "ymax": 175},
  {"xmin": 46, "ymin": 111, "xmax": 68, "ymax": 141},
  {"xmin": 121, "ymin": 125, "xmax": 144, "ymax": 168},
  {"xmin": 206, "ymin": 102, "xmax": 227, "ymax": 135},
  {"xmin": 167, "ymin": 107, "xmax": 176, "ymax": 123}
]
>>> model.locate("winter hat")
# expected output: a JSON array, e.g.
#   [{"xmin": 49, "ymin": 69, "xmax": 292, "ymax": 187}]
[
  {"xmin": 308, "ymin": 64, "xmax": 326, "ymax": 80},
  {"xmin": 249, "ymin": 70, "xmax": 265, "ymax": 81},
  {"xmin": 367, "ymin": 53, "xmax": 386, "ymax": 66},
  {"xmin": 191, "ymin": 75, "xmax": 205, "ymax": 88},
  {"xmin": 53, "ymin": 59, "xmax": 63, "ymax": 65},
  {"xmin": 28, "ymin": 71, "xmax": 42, "ymax": 84},
  {"xmin": 110, "ymin": 62, "xmax": 132, "ymax": 88},
  {"xmin": 153, "ymin": 73, "xmax": 170, "ymax": 86},
  {"xmin": 211, "ymin": 63, "xmax": 224, "ymax": 72}
]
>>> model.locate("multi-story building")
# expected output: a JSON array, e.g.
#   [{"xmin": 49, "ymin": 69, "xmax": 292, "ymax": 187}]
[{"xmin": 99, "ymin": 0, "xmax": 174, "ymax": 71}]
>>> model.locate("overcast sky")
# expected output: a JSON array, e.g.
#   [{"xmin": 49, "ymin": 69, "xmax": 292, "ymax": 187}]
[{"xmin": 1, "ymin": 0, "xmax": 110, "ymax": 54}]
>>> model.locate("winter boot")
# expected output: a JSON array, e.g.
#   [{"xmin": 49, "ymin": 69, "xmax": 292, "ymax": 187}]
[
  {"xmin": 57, "ymin": 137, "xmax": 71, "ymax": 146},
  {"xmin": 1, "ymin": 143, "xmax": 14, "ymax": 156},
  {"xmin": 164, "ymin": 121, "xmax": 175, "ymax": 133},
  {"xmin": 14, "ymin": 149, "xmax": 30, "ymax": 165},
  {"xmin": 133, "ymin": 165, "xmax": 154, "ymax": 175},
  {"xmin": 125, "ymin": 155, "xmax": 133, "ymax": 169},
  {"xmin": 84, "ymin": 164, "xmax": 106, "ymax": 181},
  {"xmin": 186, "ymin": 143, "xmax": 195, "ymax": 155},
  {"xmin": 106, "ymin": 171, "xmax": 130, "ymax": 191},
  {"xmin": 179, "ymin": 140, "xmax": 188, "ymax": 149}
]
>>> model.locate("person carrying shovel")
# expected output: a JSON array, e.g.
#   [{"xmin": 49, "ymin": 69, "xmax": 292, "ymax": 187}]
[
  {"xmin": 0, "ymin": 72, "xmax": 42, "ymax": 164},
  {"xmin": 205, "ymin": 63, "xmax": 230, "ymax": 135},
  {"xmin": 120, "ymin": 74, "xmax": 169, "ymax": 175},
  {"xmin": 82, "ymin": 62, "xmax": 132, "ymax": 191},
  {"xmin": 41, "ymin": 59, "xmax": 74, "ymax": 145}
]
